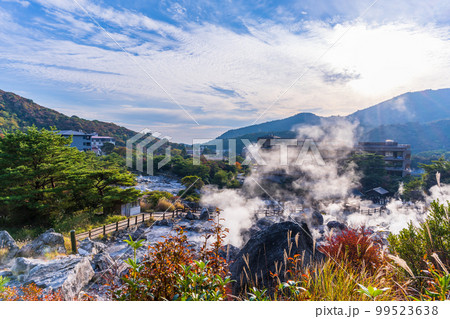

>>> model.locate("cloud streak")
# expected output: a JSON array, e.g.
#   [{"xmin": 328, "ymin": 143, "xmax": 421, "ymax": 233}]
[{"xmin": 0, "ymin": 1, "xmax": 449, "ymax": 141}]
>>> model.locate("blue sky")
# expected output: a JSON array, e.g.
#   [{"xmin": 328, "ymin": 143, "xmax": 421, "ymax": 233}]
[{"xmin": 0, "ymin": 0, "xmax": 450, "ymax": 142}]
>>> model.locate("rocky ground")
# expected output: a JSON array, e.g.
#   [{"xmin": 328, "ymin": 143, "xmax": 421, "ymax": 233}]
[{"xmin": 0, "ymin": 209, "xmax": 386, "ymax": 300}]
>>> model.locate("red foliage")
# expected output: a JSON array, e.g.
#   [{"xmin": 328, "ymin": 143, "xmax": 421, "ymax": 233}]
[
  {"xmin": 319, "ymin": 226, "xmax": 385, "ymax": 273},
  {"xmin": 112, "ymin": 220, "xmax": 231, "ymax": 301},
  {"xmin": 1, "ymin": 284, "xmax": 64, "ymax": 301}
]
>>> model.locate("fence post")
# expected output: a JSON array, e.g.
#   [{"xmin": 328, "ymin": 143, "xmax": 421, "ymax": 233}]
[
  {"xmin": 103, "ymin": 225, "xmax": 106, "ymax": 236},
  {"xmin": 163, "ymin": 212, "xmax": 166, "ymax": 220},
  {"xmin": 135, "ymin": 215, "xmax": 138, "ymax": 225},
  {"xmin": 70, "ymin": 230, "xmax": 77, "ymax": 254},
  {"xmin": 89, "ymin": 230, "xmax": 91, "ymax": 239},
  {"xmin": 142, "ymin": 214, "xmax": 144, "ymax": 223},
  {"xmin": 116, "ymin": 221, "xmax": 119, "ymax": 232},
  {"xmin": 127, "ymin": 218, "xmax": 130, "ymax": 228}
]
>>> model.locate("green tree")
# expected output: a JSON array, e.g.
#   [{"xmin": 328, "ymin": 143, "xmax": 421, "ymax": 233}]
[
  {"xmin": 0, "ymin": 127, "xmax": 140, "ymax": 226},
  {"xmin": 66, "ymin": 152, "xmax": 140, "ymax": 215},
  {"xmin": 0, "ymin": 127, "xmax": 83, "ymax": 225},
  {"xmin": 420, "ymin": 157, "xmax": 450, "ymax": 190},
  {"xmin": 100, "ymin": 142, "xmax": 115, "ymax": 155},
  {"xmin": 349, "ymin": 153, "xmax": 387, "ymax": 190},
  {"xmin": 180, "ymin": 175, "xmax": 204, "ymax": 196},
  {"xmin": 212, "ymin": 170, "xmax": 228, "ymax": 188}
]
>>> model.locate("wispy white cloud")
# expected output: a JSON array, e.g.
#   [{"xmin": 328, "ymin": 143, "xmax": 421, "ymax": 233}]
[
  {"xmin": 0, "ymin": 1, "xmax": 450, "ymax": 142},
  {"xmin": 1, "ymin": 0, "xmax": 30, "ymax": 7}
]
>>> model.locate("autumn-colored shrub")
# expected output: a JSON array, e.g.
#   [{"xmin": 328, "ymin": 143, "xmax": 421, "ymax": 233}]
[
  {"xmin": 319, "ymin": 226, "xmax": 385, "ymax": 274},
  {"xmin": 0, "ymin": 278, "xmax": 64, "ymax": 301},
  {"xmin": 419, "ymin": 256, "xmax": 450, "ymax": 301},
  {"xmin": 112, "ymin": 220, "xmax": 231, "ymax": 301},
  {"xmin": 174, "ymin": 201, "xmax": 184, "ymax": 211}
]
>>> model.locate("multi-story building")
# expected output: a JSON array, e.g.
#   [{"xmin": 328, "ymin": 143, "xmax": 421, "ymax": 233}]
[
  {"xmin": 357, "ymin": 140, "xmax": 411, "ymax": 177},
  {"xmin": 58, "ymin": 130, "xmax": 95, "ymax": 152}
]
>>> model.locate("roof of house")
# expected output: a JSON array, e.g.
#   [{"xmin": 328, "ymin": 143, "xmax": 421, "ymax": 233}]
[
  {"xmin": 366, "ymin": 187, "xmax": 389, "ymax": 195},
  {"xmin": 59, "ymin": 130, "xmax": 95, "ymax": 136},
  {"xmin": 92, "ymin": 136, "xmax": 114, "ymax": 139}
]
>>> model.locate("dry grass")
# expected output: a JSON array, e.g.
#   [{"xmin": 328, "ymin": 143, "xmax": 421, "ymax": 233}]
[
  {"xmin": 0, "ymin": 248, "xmax": 8, "ymax": 262},
  {"xmin": 156, "ymin": 198, "xmax": 175, "ymax": 212}
]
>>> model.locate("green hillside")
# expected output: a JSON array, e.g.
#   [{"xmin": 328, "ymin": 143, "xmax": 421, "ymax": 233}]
[{"xmin": 0, "ymin": 89, "xmax": 137, "ymax": 146}]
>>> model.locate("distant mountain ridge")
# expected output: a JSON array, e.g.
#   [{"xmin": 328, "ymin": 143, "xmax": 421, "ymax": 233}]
[
  {"xmin": 215, "ymin": 88, "xmax": 450, "ymax": 153},
  {"xmin": 0, "ymin": 89, "xmax": 137, "ymax": 146}
]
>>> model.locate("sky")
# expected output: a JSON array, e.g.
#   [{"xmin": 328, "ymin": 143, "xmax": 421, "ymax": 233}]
[{"xmin": 0, "ymin": 0, "xmax": 449, "ymax": 143}]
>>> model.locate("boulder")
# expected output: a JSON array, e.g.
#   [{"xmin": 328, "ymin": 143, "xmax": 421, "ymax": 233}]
[
  {"xmin": 23, "ymin": 256, "xmax": 94, "ymax": 300},
  {"xmin": 219, "ymin": 244, "xmax": 240, "ymax": 262},
  {"xmin": 18, "ymin": 229, "xmax": 66, "ymax": 258},
  {"xmin": 91, "ymin": 252, "xmax": 127, "ymax": 285},
  {"xmin": 240, "ymin": 225, "xmax": 261, "ymax": 244},
  {"xmin": 230, "ymin": 221, "xmax": 322, "ymax": 295},
  {"xmin": 184, "ymin": 211, "xmax": 197, "ymax": 220},
  {"xmin": 0, "ymin": 270, "xmax": 13, "ymax": 278},
  {"xmin": 256, "ymin": 217, "xmax": 278, "ymax": 229},
  {"xmin": 199, "ymin": 208, "xmax": 210, "ymax": 220},
  {"xmin": 327, "ymin": 220, "xmax": 347, "ymax": 231},
  {"xmin": 11, "ymin": 257, "xmax": 45, "ymax": 277},
  {"xmin": 0, "ymin": 230, "xmax": 20, "ymax": 263},
  {"xmin": 311, "ymin": 211, "xmax": 324, "ymax": 227},
  {"xmin": 92, "ymin": 252, "xmax": 115, "ymax": 272},
  {"xmin": 154, "ymin": 218, "xmax": 172, "ymax": 227},
  {"xmin": 77, "ymin": 238, "xmax": 106, "ymax": 257}
]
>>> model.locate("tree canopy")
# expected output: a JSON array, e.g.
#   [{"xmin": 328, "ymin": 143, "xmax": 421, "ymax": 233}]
[{"xmin": 0, "ymin": 127, "xmax": 140, "ymax": 227}]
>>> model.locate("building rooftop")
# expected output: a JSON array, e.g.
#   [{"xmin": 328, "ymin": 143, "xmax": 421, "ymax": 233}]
[
  {"xmin": 366, "ymin": 187, "xmax": 389, "ymax": 195},
  {"xmin": 59, "ymin": 130, "xmax": 95, "ymax": 136}
]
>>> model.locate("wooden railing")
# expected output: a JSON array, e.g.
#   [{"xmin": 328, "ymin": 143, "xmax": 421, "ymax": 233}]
[{"xmin": 75, "ymin": 213, "xmax": 156, "ymax": 241}]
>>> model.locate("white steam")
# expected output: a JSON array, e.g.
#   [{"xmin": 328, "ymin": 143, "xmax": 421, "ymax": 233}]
[{"xmin": 199, "ymin": 118, "xmax": 448, "ymax": 247}]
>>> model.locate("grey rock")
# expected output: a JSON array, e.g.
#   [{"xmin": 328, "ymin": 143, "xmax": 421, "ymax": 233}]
[
  {"xmin": 0, "ymin": 270, "xmax": 13, "ymax": 277},
  {"xmin": 240, "ymin": 224, "xmax": 261, "ymax": 244},
  {"xmin": 91, "ymin": 252, "xmax": 127, "ymax": 285},
  {"xmin": 154, "ymin": 218, "xmax": 172, "ymax": 227},
  {"xmin": 18, "ymin": 229, "xmax": 66, "ymax": 257},
  {"xmin": 0, "ymin": 230, "xmax": 20, "ymax": 262},
  {"xmin": 230, "ymin": 221, "xmax": 323, "ymax": 295},
  {"xmin": 256, "ymin": 217, "xmax": 276, "ymax": 230},
  {"xmin": 311, "ymin": 211, "xmax": 324, "ymax": 226},
  {"xmin": 327, "ymin": 220, "xmax": 347, "ymax": 231},
  {"xmin": 78, "ymin": 238, "xmax": 106, "ymax": 257},
  {"xmin": 199, "ymin": 208, "xmax": 210, "ymax": 220},
  {"xmin": 24, "ymin": 256, "xmax": 94, "ymax": 300},
  {"xmin": 92, "ymin": 252, "xmax": 115, "ymax": 272},
  {"xmin": 11, "ymin": 257, "xmax": 44, "ymax": 277},
  {"xmin": 184, "ymin": 211, "xmax": 197, "ymax": 220}
]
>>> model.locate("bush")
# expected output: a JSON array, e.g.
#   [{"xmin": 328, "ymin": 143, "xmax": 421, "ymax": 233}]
[
  {"xmin": 388, "ymin": 200, "xmax": 450, "ymax": 277},
  {"xmin": 0, "ymin": 277, "xmax": 64, "ymax": 301},
  {"xmin": 143, "ymin": 191, "xmax": 174, "ymax": 208},
  {"xmin": 112, "ymin": 221, "xmax": 231, "ymax": 301},
  {"xmin": 156, "ymin": 198, "xmax": 175, "ymax": 212},
  {"xmin": 319, "ymin": 226, "xmax": 385, "ymax": 274}
]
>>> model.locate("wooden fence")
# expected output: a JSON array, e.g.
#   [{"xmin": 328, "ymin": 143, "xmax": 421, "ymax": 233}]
[
  {"xmin": 73, "ymin": 208, "xmax": 193, "ymax": 242},
  {"xmin": 75, "ymin": 213, "xmax": 155, "ymax": 241}
]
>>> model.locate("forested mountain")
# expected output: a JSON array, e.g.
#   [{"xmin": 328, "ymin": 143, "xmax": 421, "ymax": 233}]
[
  {"xmin": 214, "ymin": 88, "xmax": 450, "ymax": 153},
  {"xmin": 0, "ymin": 89, "xmax": 137, "ymax": 146}
]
